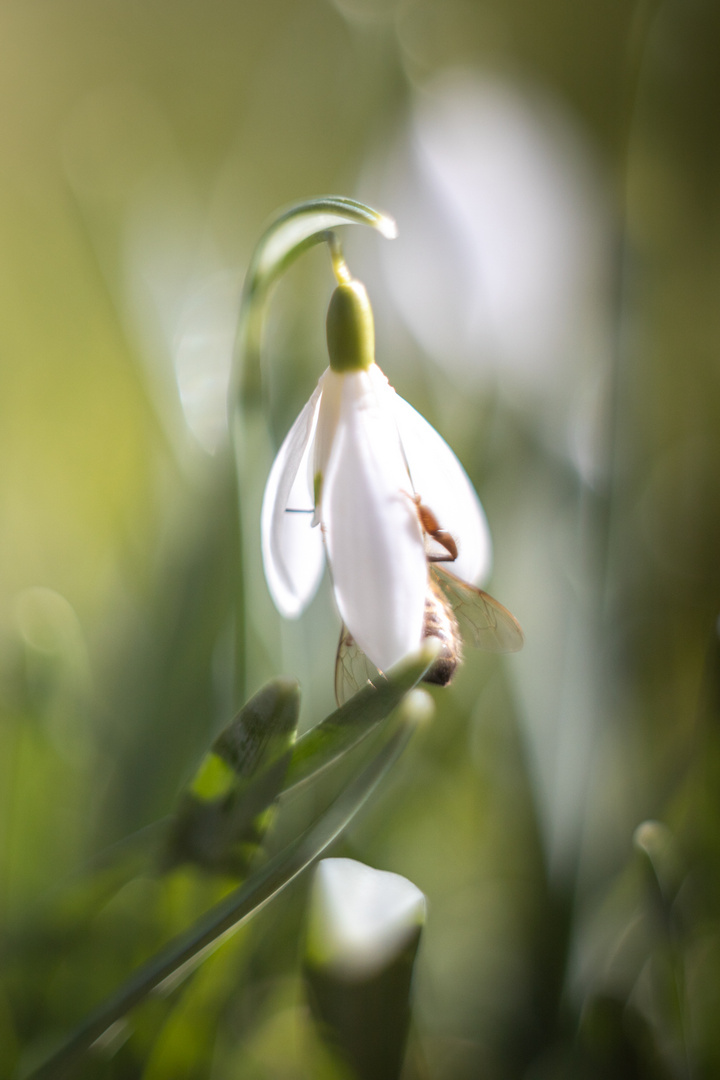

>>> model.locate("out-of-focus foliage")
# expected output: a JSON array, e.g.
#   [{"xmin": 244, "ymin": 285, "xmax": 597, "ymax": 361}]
[{"xmin": 2, "ymin": 0, "xmax": 720, "ymax": 1077}]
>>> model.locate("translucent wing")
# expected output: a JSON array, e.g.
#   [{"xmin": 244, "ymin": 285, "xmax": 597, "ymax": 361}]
[
  {"xmin": 334, "ymin": 625, "xmax": 383, "ymax": 706},
  {"xmin": 431, "ymin": 565, "xmax": 524, "ymax": 653},
  {"xmin": 334, "ymin": 570, "xmax": 523, "ymax": 704}
]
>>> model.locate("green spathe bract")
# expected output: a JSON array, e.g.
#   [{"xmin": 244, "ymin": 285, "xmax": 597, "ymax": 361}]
[{"xmin": 326, "ymin": 280, "xmax": 375, "ymax": 373}]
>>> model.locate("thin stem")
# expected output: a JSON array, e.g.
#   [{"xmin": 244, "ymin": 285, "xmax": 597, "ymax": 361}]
[{"xmin": 326, "ymin": 231, "xmax": 352, "ymax": 286}]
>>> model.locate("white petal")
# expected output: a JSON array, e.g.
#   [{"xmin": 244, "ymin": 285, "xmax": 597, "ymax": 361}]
[
  {"xmin": 389, "ymin": 384, "xmax": 492, "ymax": 585},
  {"xmin": 308, "ymin": 858, "xmax": 426, "ymax": 980},
  {"xmin": 312, "ymin": 368, "xmax": 344, "ymax": 522},
  {"xmin": 323, "ymin": 368, "xmax": 427, "ymax": 672},
  {"xmin": 261, "ymin": 383, "xmax": 325, "ymax": 617}
]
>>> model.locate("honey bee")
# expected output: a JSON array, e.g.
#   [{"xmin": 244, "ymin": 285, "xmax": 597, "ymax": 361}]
[{"xmin": 334, "ymin": 497, "xmax": 524, "ymax": 705}]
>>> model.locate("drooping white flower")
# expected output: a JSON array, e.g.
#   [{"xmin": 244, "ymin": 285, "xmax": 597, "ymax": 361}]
[{"xmin": 261, "ymin": 276, "xmax": 491, "ymax": 675}]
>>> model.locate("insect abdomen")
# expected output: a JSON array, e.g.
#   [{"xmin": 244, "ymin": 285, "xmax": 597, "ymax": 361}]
[{"xmin": 422, "ymin": 585, "xmax": 462, "ymax": 687}]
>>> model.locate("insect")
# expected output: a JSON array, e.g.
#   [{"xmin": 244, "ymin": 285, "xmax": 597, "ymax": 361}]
[
  {"xmin": 410, "ymin": 493, "xmax": 458, "ymax": 563},
  {"xmin": 334, "ymin": 496, "xmax": 524, "ymax": 704}
]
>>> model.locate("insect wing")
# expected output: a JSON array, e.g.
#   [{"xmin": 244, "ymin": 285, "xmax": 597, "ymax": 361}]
[
  {"xmin": 431, "ymin": 565, "xmax": 524, "ymax": 653},
  {"xmin": 334, "ymin": 626, "xmax": 382, "ymax": 706}
]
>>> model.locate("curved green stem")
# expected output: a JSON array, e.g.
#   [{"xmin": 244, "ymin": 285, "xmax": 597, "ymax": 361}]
[{"xmin": 231, "ymin": 195, "xmax": 395, "ymax": 409}]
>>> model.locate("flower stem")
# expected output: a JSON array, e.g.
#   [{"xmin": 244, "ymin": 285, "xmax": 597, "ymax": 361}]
[{"xmin": 326, "ymin": 231, "xmax": 352, "ymax": 286}]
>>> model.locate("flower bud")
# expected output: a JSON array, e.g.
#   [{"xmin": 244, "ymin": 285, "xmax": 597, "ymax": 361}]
[
  {"xmin": 326, "ymin": 280, "xmax": 375, "ymax": 373},
  {"xmin": 304, "ymin": 858, "xmax": 425, "ymax": 1080}
]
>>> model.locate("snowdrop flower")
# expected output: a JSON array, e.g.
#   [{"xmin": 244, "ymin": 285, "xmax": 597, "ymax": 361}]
[{"xmin": 261, "ymin": 269, "xmax": 491, "ymax": 675}]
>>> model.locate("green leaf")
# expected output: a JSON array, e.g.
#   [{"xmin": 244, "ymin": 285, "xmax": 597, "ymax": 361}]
[
  {"xmin": 28, "ymin": 673, "xmax": 434, "ymax": 1080},
  {"xmin": 162, "ymin": 679, "xmax": 300, "ymax": 877},
  {"xmin": 284, "ymin": 641, "xmax": 439, "ymax": 795}
]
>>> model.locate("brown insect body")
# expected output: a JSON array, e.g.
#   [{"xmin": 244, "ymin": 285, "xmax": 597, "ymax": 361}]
[
  {"xmin": 421, "ymin": 580, "xmax": 461, "ymax": 686},
  {"xmin": 333, "ymin": 494, "xmax": 524, "ymax": 705}
]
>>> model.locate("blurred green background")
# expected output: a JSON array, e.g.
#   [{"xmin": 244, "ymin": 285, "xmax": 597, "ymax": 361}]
[{"xmin": 2, "ymin": 0, "xmax": 720, "ymax": 1076}]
